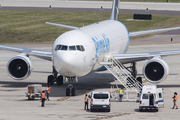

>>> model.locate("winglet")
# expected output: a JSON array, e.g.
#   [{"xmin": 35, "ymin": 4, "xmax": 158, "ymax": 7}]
[
  {"xmin": 110, "ymin": 0, "xmax": 119, "ymax": 20},
  {"xmin": 46, "ymin": 22, "xmax": 79, "ymax": 30}
]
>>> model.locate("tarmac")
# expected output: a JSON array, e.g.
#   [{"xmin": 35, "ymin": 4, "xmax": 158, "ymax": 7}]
[{"xmin": 1, "ymin": 1, "xmax": 180, "ymax": 120}]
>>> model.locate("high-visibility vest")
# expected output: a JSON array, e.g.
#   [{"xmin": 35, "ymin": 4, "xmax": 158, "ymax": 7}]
[
  {"xmin": 119, "ymin": 89, "xmax": 123, "ymax": 94},
  {"xmin": 42, "ymin": 93, "xmax": 46, "ymax": 98},
  {"xmin": 174, "ymin": 95, "xmax": 178, "ymax": 101},
  {"xmin": 85, "ymin": 96, "xmax": 88, "ymax": 103},
  {"xmin": 46, "ymin": 87, "xmax": 50, "ymax": 93}
]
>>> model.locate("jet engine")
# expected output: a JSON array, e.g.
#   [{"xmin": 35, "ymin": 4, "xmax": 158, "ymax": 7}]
[
  {"xmin": 143, "ymin": 58, "xmax": 169, "ymax": 83},
  {"xmin": 7, "ymin": 54, "xmax": 33, "ymax": 80}
]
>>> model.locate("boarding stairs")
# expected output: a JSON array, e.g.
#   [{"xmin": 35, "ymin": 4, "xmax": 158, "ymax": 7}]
[{"xmin": 98, "ymin": 54, "xmax": 142, "ymax": 93}]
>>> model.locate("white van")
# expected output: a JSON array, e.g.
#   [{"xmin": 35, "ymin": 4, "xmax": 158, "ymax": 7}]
[
  {"xmin": 139, "ymin": 85, "xmax": 164, "ymax": 112},
  {"xmin": 90, "ymin": 91, "xmax": 111, "ymax": 112}
]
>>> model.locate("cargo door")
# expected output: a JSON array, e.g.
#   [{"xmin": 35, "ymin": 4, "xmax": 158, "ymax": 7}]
[
  {"xmin": 141, "ymin": 93, "xmax": 149, "ymax": 106},
  {"xmin": 157, "ymin": 88, "xmax": 164, "ymax": 107},
  {"xmin": 149, "ymin": 93, "xmax": 154, "ymax": 106}
]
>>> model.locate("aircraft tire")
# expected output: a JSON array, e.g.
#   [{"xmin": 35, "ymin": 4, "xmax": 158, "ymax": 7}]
[
  {"xmin": 137, "ymin": 77, "xmax": 142, "ymax": 87},
  {"xmin": 66, "ymin": 88, "xmax": 70, "ymax": 96},
  {"xmin": 47, "ymin": 75, "xmax": 54, "ymax": 85},
  {"xmin": 137, "ymin": 77, "xmax": 142, "ymax": 84},
  {"xmin": 71, "ymin": 88, "xmax": 76, "ymax": 96},
  {"xmin": 57, "ymin": 76, "xmax": 63, "ymax": 85}
]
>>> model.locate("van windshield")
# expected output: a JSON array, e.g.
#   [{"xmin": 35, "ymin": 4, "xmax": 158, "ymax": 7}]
[{"xmin": 94, "ymin": 94, "xmax": 108, "ymax": 99}]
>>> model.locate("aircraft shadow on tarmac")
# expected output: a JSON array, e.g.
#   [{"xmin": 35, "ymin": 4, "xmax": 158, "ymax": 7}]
[{"xmin": 1, "ymin": 72, "xmax": 180, "ymax": 97}]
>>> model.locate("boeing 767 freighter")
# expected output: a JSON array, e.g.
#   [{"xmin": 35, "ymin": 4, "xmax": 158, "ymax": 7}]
[{"xmin": 1, "ymin": 0, "xmax": 180, "ymax": 96}]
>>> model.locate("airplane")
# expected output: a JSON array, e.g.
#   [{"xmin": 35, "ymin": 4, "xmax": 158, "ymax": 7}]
[{"xmin": 1, "ymin": 0, "xmax": 180, "ymax": 96}]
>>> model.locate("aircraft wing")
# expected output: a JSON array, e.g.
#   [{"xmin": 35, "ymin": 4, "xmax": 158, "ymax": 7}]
[
  {"xmin": 0, "ymin": 45, "xmax": 52, "ymax": 61},
  {"xmin": 46, "ymin": 22, "xmax": 79, "ymax": 30},
  {"xmin": 113, "ymin": 50, "xmax": 180, "ymax": 64},
  {"xmin": 129, "ymin": 27, "xmax": 180, "ymax": 37}
]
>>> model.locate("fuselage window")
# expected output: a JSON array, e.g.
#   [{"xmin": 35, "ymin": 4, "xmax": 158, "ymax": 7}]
[
  {"xmin": 69, "ymin": 46, "xmax": 76, "ymax": 51},
  {"xmin": 61, "ymin": 45, "xmax": 68, "ymax": 50},
  {"xmin": 55, "ymin": 45, "xmax": 62, "ymax": 51}
]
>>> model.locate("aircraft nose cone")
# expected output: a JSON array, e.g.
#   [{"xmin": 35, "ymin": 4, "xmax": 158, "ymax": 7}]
[
  {"xmin": 54, "ymin": 51, "xmax": 91, "ymax": 77},
  {"xmin": 57, "ymin": 52, "xmax": 77, "ymax": 76}
]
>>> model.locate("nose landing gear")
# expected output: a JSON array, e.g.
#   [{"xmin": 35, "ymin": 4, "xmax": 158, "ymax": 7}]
[
  {"xmin": 66, "ymin": 77, "xmax": 76, "ymax": 96},
  {"xmin": 47, "ymin": 66, "xmax": 76, "ymax": 96}
]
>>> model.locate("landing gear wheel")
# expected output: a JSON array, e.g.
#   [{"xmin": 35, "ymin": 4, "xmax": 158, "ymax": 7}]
[
  {"xmin": 137, "ymin": 77, "xmax": 142, "ymax": 87},
  {"xmin": 71, "ymin": 88, "xmax": 76, "ymax": 96},
  {"xmin": 47, "ymin": 75, "xmax": 54, "ymax": 85},
  {"xmin": 66, "ymin": 88, "xmax": 70, "ymax": 96},
  {"xmin": 57, "ymin": 76, "xmax": 63, "ymax": 85},
  {"xmin": 137, "ymin": 77, "xmax": 142, "ymax": 84}
]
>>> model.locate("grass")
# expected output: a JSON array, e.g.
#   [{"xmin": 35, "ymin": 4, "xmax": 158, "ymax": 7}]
[{"xmin": 0, "ymin": 10, "xmax": 180, "ymax": 44}]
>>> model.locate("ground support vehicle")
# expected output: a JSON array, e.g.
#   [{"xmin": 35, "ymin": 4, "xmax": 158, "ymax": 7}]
[
  {"xmin": 25, "ymin": 84, "xmax": 42, "ymax": 100},
  {"xmin": 90, "ymin": 91, "xmax": 111, "ymax": 112},
  {"xmin": 139, "ymin": 85, "xmax": 164, "ymax": 112}
]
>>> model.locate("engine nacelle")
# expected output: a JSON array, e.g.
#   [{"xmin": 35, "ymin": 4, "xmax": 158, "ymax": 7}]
[
  {"xmin": 7, "ymin": 54, "xmax": 33, "ymax": 80},
  {"xmin": 143, "ymin": 58, "xmax": 169, "ymax": 83}
]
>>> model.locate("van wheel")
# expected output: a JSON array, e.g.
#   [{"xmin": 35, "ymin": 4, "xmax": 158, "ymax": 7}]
[
  {"xmin": 31, "ymin": 96, "xmax": 35, "ymax": 100},
  {"xmin": 107, "ymin": 109, "xmax": 110, "ymax": 112},
  {"xmin": 139, "ymin": 109, "xmax": 142, "ymax": 112},
  {"xmin": 91, "ymin": 108, "xmax": 94, "ymax": 112},
  {"xmin": 28, "ymin": 95, "xmax": 31, "ymax": 100}
]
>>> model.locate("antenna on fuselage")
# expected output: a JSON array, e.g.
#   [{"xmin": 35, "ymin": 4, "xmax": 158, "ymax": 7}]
[{"xmin": 110, "ymin": 0, "xmax": 119, "ymax": 20}]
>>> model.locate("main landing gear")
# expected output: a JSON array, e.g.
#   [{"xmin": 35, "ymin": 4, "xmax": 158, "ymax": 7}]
[
  {"xmin": 124, "ymin": 62, "xmax": 142, "ymax": 86},
  {"xmin": 47, "ymin": 67, "xmax": 63, "ymax": 85}
]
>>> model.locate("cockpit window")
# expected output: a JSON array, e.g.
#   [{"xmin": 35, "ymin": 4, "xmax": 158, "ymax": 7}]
[
  {"xmin": 61, "ymin": 45, "xmax": 68, "ymax": 50},
  {"xmin": 76, "ymin": 45, "xmax": 81, "ymax": 51},
  {"xmin": 69, "ymin": 46, "xmax": 76, "ymax": 51},
  {"xmin": 76, "ymin": 45, "xmax": 85, "ymax": 51},
  {"xmin": 55, "ymin": 45, "xmax": 62, "ymax": 51},
  {"xmin": 81, "ymin": 45, "xmax": 85, "ymax": 51},
  {"xmin": 55, "ymin": 44, "xmax": 84, "ymax": 51}
]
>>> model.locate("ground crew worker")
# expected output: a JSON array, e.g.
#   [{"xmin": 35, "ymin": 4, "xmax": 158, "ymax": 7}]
[
  {"xmin": 172, "ymin": 92, "xmax": 178, "ymax": 109},
  {"xmin": 41, "ymin": 91, "xmax": 46, "ymax": 107},
  {"xmin": 119, "ymin": 88, "xmax": 123, "ymax": 102},
  {"xmin": 46, "ymin": 85, "xmax": 51, "ymax": 100},
  {"xmin": 84, "ymin": 94, "xmax": 89, "ymax": 110}
]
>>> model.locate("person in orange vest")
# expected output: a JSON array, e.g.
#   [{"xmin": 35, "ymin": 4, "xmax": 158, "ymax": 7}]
[
  {"xmin": 46, "ymin": 84, "xmax": 51, "ymax": 100},
  {"xmin": 172, "ymin": 92, "xmax": 178, "ymax": 109},
  {"xmin": 84, "ymin": 94, "xmax": 89, "ymax": 110},
  {"xmin": 41, "ymin": 91, "xmax": 46, "ymax": 107}
]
